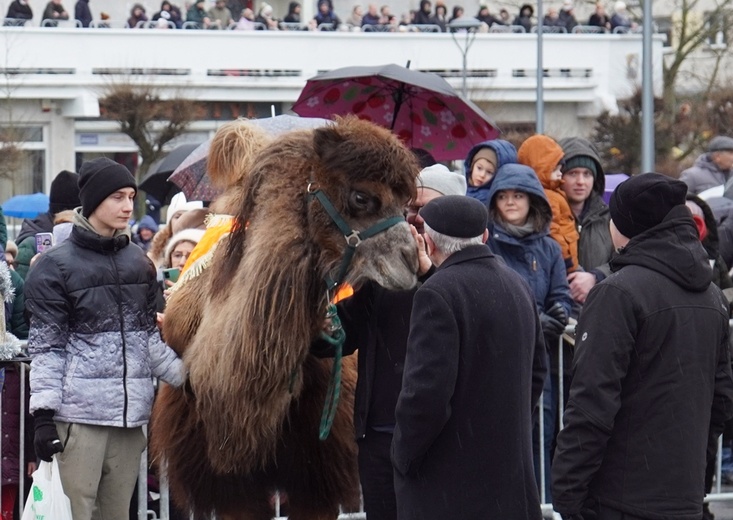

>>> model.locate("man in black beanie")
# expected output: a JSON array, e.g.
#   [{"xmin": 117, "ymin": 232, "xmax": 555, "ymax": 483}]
[
  {"xmin": 392, "ymin": 195, "xmax": 546, "ymax": 520},
  {"xmin": 15, "ymin": 170, "xmax": 81, "ymax": 279},
  {"xmin": 552, "ymin": 173, "xmax": 733, "ymax": 520},
  {"xmin": 24, "ymin": 157, "xmax": 186, "ymax": 520}
]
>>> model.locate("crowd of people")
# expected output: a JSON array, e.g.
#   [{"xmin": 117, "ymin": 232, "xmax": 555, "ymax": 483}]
[
  {"xmin": 1, "ymin": 123, "xmax": 733, "ymax": 520},
  {"xmin": 315, "ymin": 131, "xmax": 733, "ymax": 520},
  {"xmin": 5, "ymin": 0, "xmax": 640, "ymax": 32}
]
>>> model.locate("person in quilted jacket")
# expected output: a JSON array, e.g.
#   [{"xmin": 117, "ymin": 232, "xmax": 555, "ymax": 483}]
[{"xmin": 25, "ymin": 158, "xmax": 186, "ymax": 520}]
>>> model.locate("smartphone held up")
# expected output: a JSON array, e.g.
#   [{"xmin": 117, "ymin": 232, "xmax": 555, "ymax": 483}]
[{"xmin": 35, "ymin": 233, "xmax": 54, "ymax": 254}]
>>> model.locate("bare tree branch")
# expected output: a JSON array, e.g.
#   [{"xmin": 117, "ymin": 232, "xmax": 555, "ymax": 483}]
[{"xmin": 99, "ymin": 80, "xmax": 200, "ymax": 182}]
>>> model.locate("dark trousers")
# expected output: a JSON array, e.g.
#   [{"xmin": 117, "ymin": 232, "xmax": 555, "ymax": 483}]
[
  {"xmin": 358, "ymin": 430, "xmax": 397, "ymax": 520},
  {"xmin": 596, "ymin": 504, "xmax": 651, "ymax": 520}
]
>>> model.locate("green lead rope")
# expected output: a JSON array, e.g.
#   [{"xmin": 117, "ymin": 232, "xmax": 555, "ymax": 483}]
[{"xmin": 319, "ymin": 302, "xmax": 345, "ymax": 440}]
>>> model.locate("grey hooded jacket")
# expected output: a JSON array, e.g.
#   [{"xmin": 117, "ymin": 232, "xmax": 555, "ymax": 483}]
[
  {"xmin": 680, "ymin": 153, "xmax": 731, "ymax": 195},
  {"xmin": 25, "ymin": 213, "xmax": 185, "ymax": 427}
]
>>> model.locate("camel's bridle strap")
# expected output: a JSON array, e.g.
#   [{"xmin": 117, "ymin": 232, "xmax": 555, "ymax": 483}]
[
  {"xmin": 307, "ymin": 181, "xmax": 404, "ymax": 441},
  {"xmin": 307, "ymin": 181, "xmax": 404, "ymax": 291}
]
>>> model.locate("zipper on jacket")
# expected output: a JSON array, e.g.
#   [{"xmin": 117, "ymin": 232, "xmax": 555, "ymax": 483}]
[{"xmin": 109, "ymin": 254, "xmax": 129, "ymax": 428}]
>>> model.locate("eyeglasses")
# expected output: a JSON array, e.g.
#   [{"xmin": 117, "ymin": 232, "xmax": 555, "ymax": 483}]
[{"xmin": 171, "ymin": 251, "xmax": 191, "ymax": 262}]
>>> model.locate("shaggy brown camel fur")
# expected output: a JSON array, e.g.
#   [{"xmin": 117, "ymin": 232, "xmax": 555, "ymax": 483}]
[
  {"xmin": 151, "ymin": 117, "xmax": 420, "ymax": 519},
  {"xmin": 161, "ymin": 120, "xmax": 271, "ymax": 351}
]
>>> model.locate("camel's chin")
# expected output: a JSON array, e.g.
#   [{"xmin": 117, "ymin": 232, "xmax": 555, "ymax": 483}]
[
  {"xmin": 378, "ymin": 274, "xmax": 418, "ymax": 291},
  {"xmin": 358, "ymin": 266, "xmax": 418, "ymax": 291}
]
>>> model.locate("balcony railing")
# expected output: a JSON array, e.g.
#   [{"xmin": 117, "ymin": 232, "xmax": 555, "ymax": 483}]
[{"xmin": 0, "ymin": 26, "xmax": 664, "ymax": 108}]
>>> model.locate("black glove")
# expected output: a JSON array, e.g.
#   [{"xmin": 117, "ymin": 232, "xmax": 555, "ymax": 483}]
[
  {"xmin": 546, "ymin": 302, "xmax": 569, "ymax": 326},
  {"xmin": 540, "ymin": 312, "xmax": 566, "ymax": 337},
  {"xmin": 33, "ymin": 409, "xmax": 63, "ymax": 462}
]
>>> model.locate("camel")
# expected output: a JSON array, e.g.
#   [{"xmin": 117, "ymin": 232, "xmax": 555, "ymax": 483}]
[{"xmin": 150, "ymin": 116, "xmax": 420, "ymax": 519}]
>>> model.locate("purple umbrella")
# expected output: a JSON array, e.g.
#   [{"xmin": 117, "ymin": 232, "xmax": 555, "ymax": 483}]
[{"xmin": 603, "ymin": 173, "xmax": 629, "ymax": 205}]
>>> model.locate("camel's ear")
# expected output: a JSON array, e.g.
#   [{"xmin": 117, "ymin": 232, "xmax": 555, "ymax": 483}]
[{"xmin": 312, "ymin": 125, "xmax": 346, "ymax": 164}]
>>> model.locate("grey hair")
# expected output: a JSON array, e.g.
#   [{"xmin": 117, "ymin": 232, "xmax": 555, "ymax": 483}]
[{"xmin": 424, "ymin": 223, "xmax": 484, "ymax": 255}]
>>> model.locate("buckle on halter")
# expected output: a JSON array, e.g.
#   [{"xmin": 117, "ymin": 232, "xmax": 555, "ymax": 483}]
[
  {"xmin": 307, "ymin": 181, "xmax": 319, "ymax": 194},
  {"xmin": 344, "ymin": 231, "xmax": 362, "ymax": 247}
]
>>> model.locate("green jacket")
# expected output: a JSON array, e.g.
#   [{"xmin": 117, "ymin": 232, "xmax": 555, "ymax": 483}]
[
  {"xmin": 9, "ymin": 269, "xmax": 27, "ymax": 339},
  {"xmin": 0, "ymin": 206, "xmax": 7, "ymax": 250},
  {"xmin": 15, "ymin": 235, "xmax": 35, "ymax": 280}
]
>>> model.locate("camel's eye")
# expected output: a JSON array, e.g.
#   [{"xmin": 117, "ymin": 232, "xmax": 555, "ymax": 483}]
[{"xmin": 350, "ymin": 191, "xmax": 371, "ymax": 210}]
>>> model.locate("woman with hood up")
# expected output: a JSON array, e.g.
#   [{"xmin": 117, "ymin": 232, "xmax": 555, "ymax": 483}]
[
  {"xmin": 152, "ymin": 1, "xmax": 183, "ymax": 28},
  {"xmin": 448, "ymin": 5, "xmax": 463, "ymax": 22},
  {"xmin": 413, "ymin": 0, "xmax": 435, "ymax": 25},
  {"xmin": 463, "ymin": 139, "xmax": 517, "ymax": 205},
  {"xmin": 433, "ymin": 3, "xmax": 447, "ymax": 30},
  {"xmin": 513, "ymin": 3, "xmax": 533, "ymax": 32},
  {"xmin": 283, "ymin": 1, "xmax": 300, "ymax": 22},
  {"xmin": 127, "ymin": 3, "xmax": 148, "ymax": 27},
  {"xmin": 486, "ymin": 163, "xmax": 572, "ymax": 503}
]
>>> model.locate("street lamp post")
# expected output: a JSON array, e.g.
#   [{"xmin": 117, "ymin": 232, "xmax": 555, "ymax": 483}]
[
  {"xmin": 536, "ymin": 0, "xmax": 544, "ymax": 134},
  {"xmin": 448, "ymin": 16, "xmax": 483, "ymax": 99},
  {"xmin": 641, "ymin": 0, "xmax": 654, "ymax": 172}
]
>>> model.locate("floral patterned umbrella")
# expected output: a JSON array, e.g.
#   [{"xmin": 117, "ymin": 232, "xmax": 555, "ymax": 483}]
[{"xmin": 292, "ymin": 64, "xmax": 500, "ymax": 161}]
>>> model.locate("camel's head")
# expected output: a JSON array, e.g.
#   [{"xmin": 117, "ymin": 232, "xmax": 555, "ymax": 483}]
[{"xmin": 309, "ymin": 116, "xmax": 420, "ymax": 291}]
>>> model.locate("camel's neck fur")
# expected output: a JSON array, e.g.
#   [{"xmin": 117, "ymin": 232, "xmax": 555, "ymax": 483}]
[{"xmin": 184, "ymin": 138, "xmax": 334, "ymax": 474}]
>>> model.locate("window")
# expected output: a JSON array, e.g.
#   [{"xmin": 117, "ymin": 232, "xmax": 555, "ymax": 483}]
[{"xmin": 0, "ymin": 126, "xmax": 47, "ymax": 202}]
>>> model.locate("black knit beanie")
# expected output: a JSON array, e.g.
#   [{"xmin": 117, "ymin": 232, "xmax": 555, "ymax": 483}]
[
  {"xmin": 609, "ymin": 172, "xmax": 687, "ymax": 239},
  {"xmin": 78, "ymin": 158, "xmax": 137, "ymax": 218},
  {"xmin": 49, "ymin": 170, "xmax": 81, "ymax": 214}
]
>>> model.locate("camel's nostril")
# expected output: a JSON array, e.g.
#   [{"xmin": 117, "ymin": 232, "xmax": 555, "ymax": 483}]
[{"xmin": 402, "ymin": 245, "xmax": 418, "ymax": 272}]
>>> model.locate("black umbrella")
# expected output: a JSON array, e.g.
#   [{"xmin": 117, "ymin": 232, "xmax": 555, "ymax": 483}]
[{"xmin": 139, "ymin": 143, "xmax": 201, "ymax": 203}]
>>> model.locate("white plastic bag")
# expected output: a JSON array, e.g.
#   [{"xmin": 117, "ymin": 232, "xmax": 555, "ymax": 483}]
[{"xmin": 21, "ymin": 456, "xmax": 73, "ymax": 520}]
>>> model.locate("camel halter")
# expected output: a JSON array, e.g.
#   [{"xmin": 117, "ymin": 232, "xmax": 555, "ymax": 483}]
[
  {"xmin": 307, "ymin": 181, "xmax": 405, "ymax": 440},
  {"xmin": 307, "ymin": 181, "xmax": 405, "ymax": 293}
]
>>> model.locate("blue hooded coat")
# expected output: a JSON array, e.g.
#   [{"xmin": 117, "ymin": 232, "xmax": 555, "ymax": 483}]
[
  {"xmin": 486, "ymin": 163, "xmax": 572, "ymax": 315},
  {"xmin": 464, "ymin": 139, "xmax": 518, "ymax": 205}
]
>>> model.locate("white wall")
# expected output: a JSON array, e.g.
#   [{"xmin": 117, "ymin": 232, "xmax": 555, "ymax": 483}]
[{"xmin": 0, "ymin": 26, "xmax": 664, "ymax": 187}]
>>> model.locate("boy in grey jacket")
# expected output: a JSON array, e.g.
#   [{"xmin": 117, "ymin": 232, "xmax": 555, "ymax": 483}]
[{"xmin": 25, "ymin": 158, "xmax": 186, "ymax": 520}]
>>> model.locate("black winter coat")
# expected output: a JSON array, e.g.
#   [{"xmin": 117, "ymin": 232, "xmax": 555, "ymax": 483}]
[
  {"xmin": 6, "ymin": 0, "xmax": 32, "ymax": 20},
  {"xmin": 74, "ymin": 0, "xmax": 92, "ymax": 27},
  {"xmin": 329, "ymin": 281, "xmax": 415, "ymax": 439},
  {"xmin": 552, "ymin": 206, "xmax": 733, "ymax": 519},
  {"xmin": 392, "ymin": 245, "xmax": 546, "ymax": 520}
]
